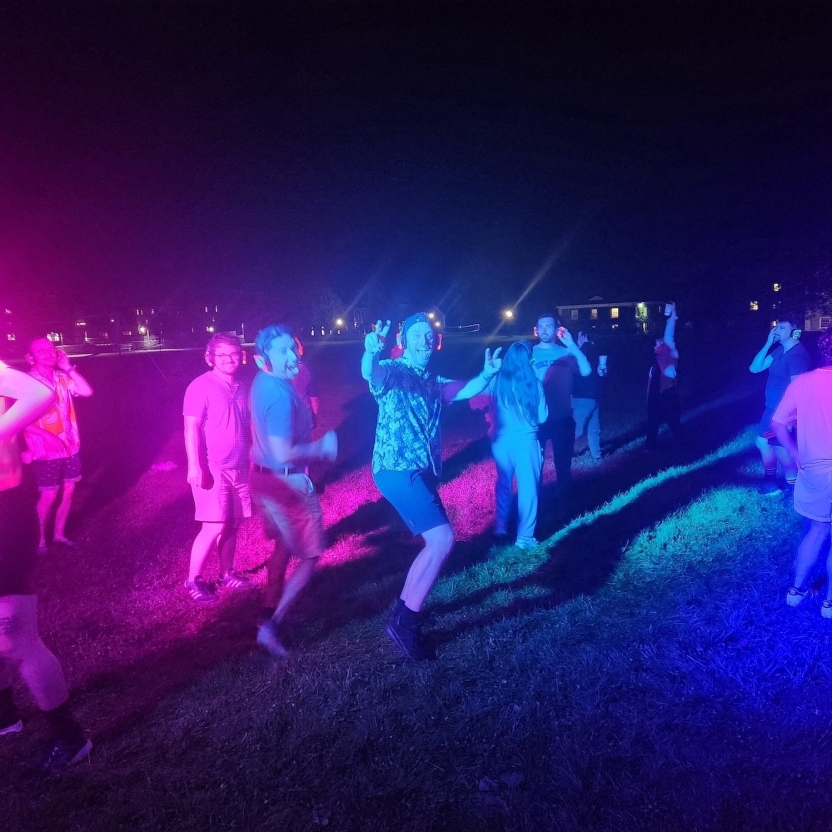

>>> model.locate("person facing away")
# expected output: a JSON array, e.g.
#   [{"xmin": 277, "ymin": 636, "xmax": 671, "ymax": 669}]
[
  {"xmin": 571, "ymin": 331, "xmax": 607, "ymax": 463},
  {"xmin": 771, "ymin": 326, "xmax": 832, "ymax": 615},
  {"xmin": 362, "ymin": 313, "xmax": 502, "ymax": 660},
  {"xmin": 644, "ymin": 302, "xmax": 686, "ymax": 452},
  {"xmin": 488, "ymin": 340, "xmax": 548, "ymax": 549},
  {"xmin": 182, "ymin": 333, "xmax": 254, "ymax": 605},
  {"xmin": 0, "ymin": 359, "xmax": 92, "ymax": 772},
  {"xmin": 750, "ymin": 313, "xmax": 812, "ymax": 497},
  {"xmin": 531, "ymin": 314, "xmax": 591, "ymax": 500},
  {"xmin": 22, "ymin": 337, "xmax": 93, "ymax": 554}
]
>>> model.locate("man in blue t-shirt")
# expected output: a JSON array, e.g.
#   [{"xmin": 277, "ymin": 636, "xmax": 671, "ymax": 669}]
[
  {"xmin": 749, "ymin": 313, "xmax": 812, "ymax": 496},
  {"xmin": 250, "ymin": 325, "xmax": 338, "ymax": 659}
]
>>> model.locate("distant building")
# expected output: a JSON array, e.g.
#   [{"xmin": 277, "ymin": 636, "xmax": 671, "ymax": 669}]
[{"xmin": 557, "ymin": 298, "xmax": 662, "ymax": 334}]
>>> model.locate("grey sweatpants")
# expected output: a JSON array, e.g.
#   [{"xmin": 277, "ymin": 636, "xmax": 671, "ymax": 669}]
[{"xmin": 492, "ymin": 431, "xmax": 543, "ymax": 540}]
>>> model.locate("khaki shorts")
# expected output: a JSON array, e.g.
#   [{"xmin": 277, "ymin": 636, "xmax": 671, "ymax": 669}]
[
  {"xmin": 191, "ymin": 467, "xmax": 252, "ymax": 522},
  {"xmin": 794, "ymin": 465, "xmax": 832, "ymax": 523},
  {"xmin": 251, "ymin": 469, "xmax": 323, "ymax": 560}
]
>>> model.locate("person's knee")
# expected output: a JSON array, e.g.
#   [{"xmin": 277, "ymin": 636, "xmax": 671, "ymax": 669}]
[
  {"xmin": 424, "ymin": 523, "xmax": 454, "ymax": 555},
  {"xmin": 755, "ymin": 435, "xmax": 771, "ymax": 453}
]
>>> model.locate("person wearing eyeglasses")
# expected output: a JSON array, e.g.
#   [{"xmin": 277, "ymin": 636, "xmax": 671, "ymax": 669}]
[{"xmin": 182, "ymin": 333, "xmax": 253, "ymax": 604}]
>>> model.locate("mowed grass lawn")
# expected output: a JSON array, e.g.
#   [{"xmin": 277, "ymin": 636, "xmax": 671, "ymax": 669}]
[{"xmin": 2, "ymin": 336, "xmax": 830, "ymax": 832}]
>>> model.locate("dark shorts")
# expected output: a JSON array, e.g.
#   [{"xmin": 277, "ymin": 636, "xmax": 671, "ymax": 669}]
[
  {"xmin": 31, "ymin": 454, "xmax": 82, "ymax": 490},
  {"xmin": 757, "ymin": 407, "xmax": 795, "ymax": 447},
  {"xmin": 374, "ymin": 469, "xmax": 449, "ymax": 536}
]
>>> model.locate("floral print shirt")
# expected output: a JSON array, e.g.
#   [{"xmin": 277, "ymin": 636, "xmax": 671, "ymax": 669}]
[{"xmin": 369, "ymin": 358, "xmax": 450, "ymax": 475}]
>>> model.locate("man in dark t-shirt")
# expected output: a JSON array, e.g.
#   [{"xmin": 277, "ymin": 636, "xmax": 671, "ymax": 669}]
[
  {"xmin": 750, "ymin": 314, "xmax": 812, "ymax": 496},
  {"xmin": 532, "ymin": 314, "xmax": 591, "ymax": 497},
  {"xmin": 250, "ymin": 325, "xmax": 338, "ymax": 659},
  {"xmin": 572, "ymin": 332, "xmax": 606, "ymax": 462}
]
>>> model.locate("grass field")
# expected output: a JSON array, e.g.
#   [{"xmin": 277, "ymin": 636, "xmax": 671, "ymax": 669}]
[{"xmin": 2, "ymin": 336, "xmax": 829, "ymax": 832}]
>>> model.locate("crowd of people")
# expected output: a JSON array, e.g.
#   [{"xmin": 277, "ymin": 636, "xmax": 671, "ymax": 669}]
[{"xmin": 1, "ymin": 310, "xmax": 830, "ymax": 772}]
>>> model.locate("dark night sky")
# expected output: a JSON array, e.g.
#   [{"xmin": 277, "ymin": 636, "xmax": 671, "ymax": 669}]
[{"xmin": 2, "ymin": 1, "xmax": 831, "ymax": 321}]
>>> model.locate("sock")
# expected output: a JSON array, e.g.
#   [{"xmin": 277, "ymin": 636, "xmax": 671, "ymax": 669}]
[
  {"xmin": 400, "ymin": 604, "xmax": 420, "ymax": 629},
  {"xmin": 0, "ymin": 687, "xmax": 19, "ymax": 727},
  {"xmin": 764, "ymin": 468, "xmax": 776, "ymax": 478},
  {"xmin": 44, "ymin": 701, "xmax": 84, "ymax": 744},
  {"xmin": 786, "ymin": 477, "xmax": 796, "ymax": 486}
]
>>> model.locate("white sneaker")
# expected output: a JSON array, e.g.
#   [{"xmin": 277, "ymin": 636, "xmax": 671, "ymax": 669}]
[{"xmin": 515, "ymin": 537, "xmax": 539, "ymax": 549}]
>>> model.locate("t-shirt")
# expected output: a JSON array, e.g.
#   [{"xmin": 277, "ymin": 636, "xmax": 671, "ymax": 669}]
[
  {"xmin": 532, "ymin": 345, "xmax": 579, "ymax": 421},
  {"xmin": 487, "ymin": 379, "xmax": 548, "ymax": 441},
  {"xmin": 572, "ymin": 342, "xmax": 602, "ymax": 400},
  {"xmin": 182, "ymin": 371, "xmax": 249, "ymax": 470},
  {"xmin": 772, "ymin": 367, "xmax": 832, "ymax": 469},
  {"xmin": 370, "ymin": 358, "xmax": 450, "ymax": 475},
  {"xmin": 765, "ymin": 343, "xmax": 811, "ymax": 408},
  {"xmin": 250, "ymin": 372, "xmax": 313, "ymax": 469},
  {"xmin": 23, "ymin": 368, "xmax": 80, "ymax": 459}
]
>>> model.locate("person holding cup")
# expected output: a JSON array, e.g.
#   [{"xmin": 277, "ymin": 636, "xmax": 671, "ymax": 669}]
[
  {"xmin": 644, "ymin": 302, "xmax": 685, "ymax": 452},
  {"xmin": 572, "ymin": 331, "xmax": 606, "ymax": 462}
]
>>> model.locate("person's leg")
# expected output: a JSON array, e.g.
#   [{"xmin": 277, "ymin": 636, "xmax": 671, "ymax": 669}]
[
  {"xmin": 661, "ymin": 388, "xmax": 685, "ymax": 445},
  {"xmin": 645, "ymin": 397, "xmax": 661, "ymax": 450},
  {"xmin": 774, "ymin": 445, "xmax": 798, "ymax": 487},
  {"xmin": 187, "ymin": 522, "xmax": 223, "ymax": 582},
  {"xmin": 52, "ymin": 480, "xmax": 76, "ymax": 544},
  {"xmin": 514, "ymin": 435, "xmax": 542, "ymax": 542},
  {"xmin": 572, "ymin": 398, "xmax": 591, "ymax": 442},
  {"xmin": 491, "ymin": 436, "xmax": 514, "ymax": 536},
  {"xmin": 793, "ymin": 520, "xmax": 831, "ymax": 591},
  {"xmin": 35, "ymin": 489, "xmax": 59, "ymax": 550},
  {"xmin": 551, "ymin": 417, "xmax": 575, "ymax": 489},
  {"xmin": 217, "ymin": 520, "xmax": 240, "ymax": 576},
  {"xmin": 537, "ymin": 420, "xmax": 553, "ymax": 470},
  {"xmin": 585, "ymin": 400, "xmax": 602, "ymax": 460},
  {"xmin": 400, "ymin": 523, "xmax": 455, "ymax": 612}
]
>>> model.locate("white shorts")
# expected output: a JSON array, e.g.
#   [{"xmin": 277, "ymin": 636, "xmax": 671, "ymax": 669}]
[
  {"xmin": 192, "ymin": 467, "xmax": 252, "ymax": 523},
  {"xmin": 794, "ymin": 465, "xmax": 832, "ymax": 523}
]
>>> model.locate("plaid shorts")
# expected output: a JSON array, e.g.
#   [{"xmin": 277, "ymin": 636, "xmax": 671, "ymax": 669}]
[{"xmin": 31, "ymin": 454, "xmax": 82, "ymax": 490}]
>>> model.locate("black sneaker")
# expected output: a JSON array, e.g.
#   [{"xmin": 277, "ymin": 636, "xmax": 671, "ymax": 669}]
[
  {"xmin": 385, "ymin": 611, "xmax": 435, "ymax": 661},
  {"xmin": 32, "ymin": 735, "xmax": 92, "ymax": 773},
  {"xmin": 758, "ymin": 478, "xmax": 782, "ymax": 496},
  {"xmin": 783, "ymin": 483, "xmax": 795, "ymax": 504}
]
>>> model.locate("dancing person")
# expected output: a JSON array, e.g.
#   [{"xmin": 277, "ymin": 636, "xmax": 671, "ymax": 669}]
[
  {"xmin": 0, "ymin": 360, "xmax": 92, "ymax": 771},
  {"xmin": 572, "ymin": 331, "xmax": 607, "ymax": 463},
  {"xmin": 750, "ymin": 314, "xmax": 811, "ymax": 496},
  {"xmin": 363, "ymin": 313, "xmax": 502, "ymax": 660},
  {"xmin": 771, "ymin": 327, "xmax": 832, "ymax": 614},
  {"xmin": 183, "ymin": 333, "xmax": 253, "ymax": 604},
  {"xmin": 23, "ymin": 338, "xmax": 93, "ymax": 554},
  {"xmin": 488, "ymin": 341, "xmax": 548, "ymax": 548},
  {"xmin": 644, "ymin": 302, "xmax": 685, "ymax": 452},
  {"xmin": 532, "ymin": 314, "xmax": 591, "ymax": 501},
  {"xmin": 250, "ymin": 325, "xmax": 338, "ymax": 659}
]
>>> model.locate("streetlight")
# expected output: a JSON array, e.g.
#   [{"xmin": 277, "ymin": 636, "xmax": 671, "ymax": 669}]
[
  {"xmin": 335, "ymin": 318, "xmax": 344, "ymax": 327},
  {"xmin": 503, "ymin": 309, "xmax": 514, "ymax": 320}
]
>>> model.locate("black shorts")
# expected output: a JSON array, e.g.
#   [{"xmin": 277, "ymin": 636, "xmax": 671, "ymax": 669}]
[
  {"xmin": 31, "ymin": 454, "xmax": 82, "ymax": 490},
  {"xmin": 758, "ymin": 407, "xmax": 794, "ymax": 447},
  {"xmin": 373, "ymin": 469, "xmax": 449, "ymax": 536}
]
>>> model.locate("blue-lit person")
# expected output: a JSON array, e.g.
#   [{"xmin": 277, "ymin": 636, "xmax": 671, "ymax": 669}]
[
  {"xmin": 487, "ymin": 340, "xmax": 548, "ymax": 548},
  {"xmin": 750, "ymin": 313, "xmax": 812, "ymax": 496},
  {"xmin": 362, "ymin": 313, "xmax": 502, "ymax": 660},
  {"xmin": 771, "ymin": 327, "xmax": 832, "ymax": 615}
]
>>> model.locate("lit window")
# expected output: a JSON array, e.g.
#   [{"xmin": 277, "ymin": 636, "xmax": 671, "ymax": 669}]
[
  {"xmin": 750, "ymin": 301, "xmax": 759, "ymax": 311},
  {"xmin": 570, "ymin": 309, "xmax": 578, "ymax": 320},
  {"xmin": 6, "ymin": 333, "xmax": 14, "ymax": 341},
  {"xmin": 591, "ymin": 309, "xmax": 598, "ymax": 320},
  {"xmin": 821, "ymin": 316, "xmax": 831, "ymax": 330},
  {"xmin": 4, "ymin": 309, "xmax": 11, "ymax": 315},
  {"xmin": 610, "ymin": 307, "xmax": 619, "ymax": 319},
  {"xmin": 773, "ymin": 283, "xmax": 781, "ymax": 292}
]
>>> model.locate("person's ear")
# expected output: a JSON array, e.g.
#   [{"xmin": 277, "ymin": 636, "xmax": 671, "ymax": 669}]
[
  {"xmin": 25, "ymin": 353, "xmax": 34, "ymax": 365},
  {"xmin": 204, "ymin": 351, "xmax": 213, "ymax": 368},
  {"xmin": 254, "ymin": 354, "xmax": 270, "ymax": 371}
]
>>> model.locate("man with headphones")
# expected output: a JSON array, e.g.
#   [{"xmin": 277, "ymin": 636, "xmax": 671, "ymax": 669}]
[
  {"xmin": 363, "ymin": 313, "xmax": 502, "ymax": 660},
  {"xmin": 182, "ymin": 333, "xmax": 253, "ymax": 604},
  {"xmin": 23, "ymin": 337, "xmax": 93, "ymax": 554},
  {"xmin": 250, "ymin": 325, "xmax": 337, "ymax": 659},
  {"xmin": 750, "ymin": 313, "xmax": 812, "ymax": 496}
]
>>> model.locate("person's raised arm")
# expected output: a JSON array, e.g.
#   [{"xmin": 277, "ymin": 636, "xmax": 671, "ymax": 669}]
[
  {"xmin": 445, "ymin": 348, "xmax": 503, "ymax": 402},
  {"xmin": 662, "ymin": 304, "xmax": 679, "ymax": 359},
  {"xmin": 361, "ymin": 319, "xmax": 391, "ymax": 387},
  {"xmin": 750, "ymin": 327, "xmax": 777, "ymax": 373},
  {"xmin": 57, "ymin": 349, "xmax": 93, "ymax": 396},
  {"xmin": 0, "ymin": 365, "xmax": 56, "ymax": 440},
  {"xmin": 558, "ymin": 328, "xmax": 592, "ymax": 376}
]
